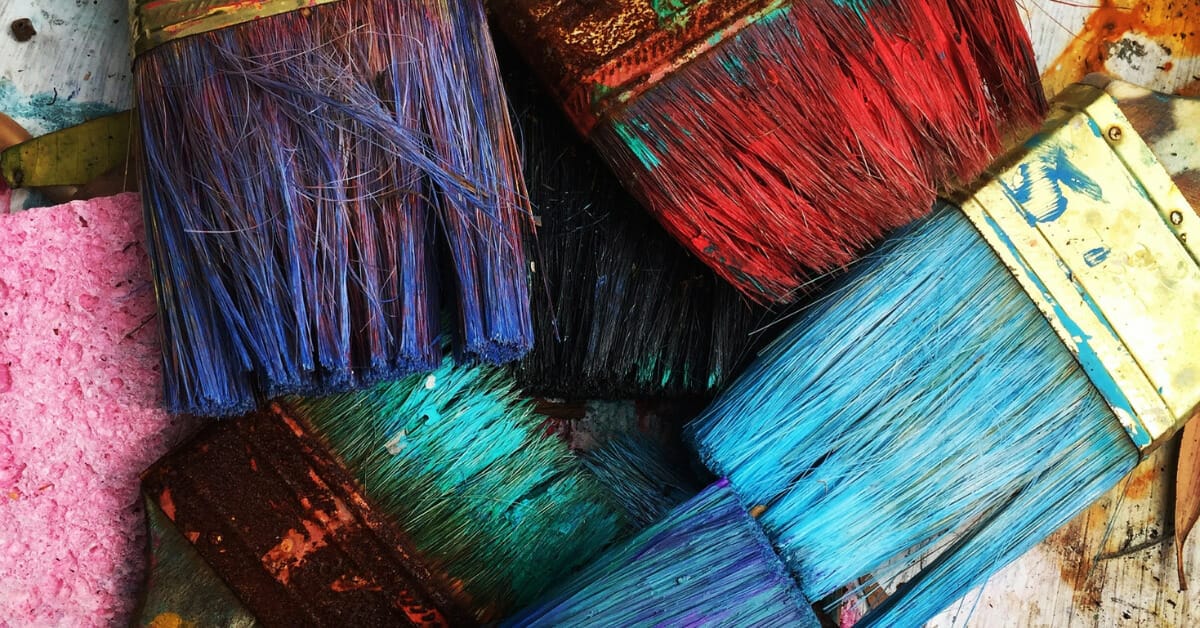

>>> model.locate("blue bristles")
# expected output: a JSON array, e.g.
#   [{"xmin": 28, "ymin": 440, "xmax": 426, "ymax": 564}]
[
  {"xmin": 134, "ymin": 0, "xmax": 532, "ymax": 416},
  {"xmin": 687, "ymin": 206, "xmax": 1139, "ymax": 625},
  {"xmin": 579, "ymin": 434, "xmax": 701, "ymax": 527},
  {"xmin": 504, "ymin": 480, "xmax": 819, "ymax": 627}
]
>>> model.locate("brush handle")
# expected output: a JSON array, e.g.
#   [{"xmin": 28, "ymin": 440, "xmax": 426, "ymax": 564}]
[
  {"xmin": 139, "ymin": 406, "xmax": 475, "ymax": 626},
  {"xmin": 1083, "ymin": 74, "xmax": 1200, "ymax": 209}
]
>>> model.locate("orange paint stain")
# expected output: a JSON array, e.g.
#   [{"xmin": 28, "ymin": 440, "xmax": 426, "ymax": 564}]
[
  {"xmin": 1123, "ymin": 463, "xmax": 1159, "ymax": 500},
  {"xmin": 330, "ymin": 573, "xmax": 381, "ymax": 593},
  {"xmin": 159, "ymin": 487, "xmax": 176, "ymax": 520},
  {"xmin": 1042, "ymin": 0, "xmax": 1200, "ymax": 97},
  {"xmin": 1047, "ymin": 512, "xmax": 1107, "ymax": 612}
]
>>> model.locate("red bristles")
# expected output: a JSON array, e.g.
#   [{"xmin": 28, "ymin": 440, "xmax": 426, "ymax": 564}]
[{"xmin": 564, "ymin": 0, "xmax": 1046, "ymax": 302}]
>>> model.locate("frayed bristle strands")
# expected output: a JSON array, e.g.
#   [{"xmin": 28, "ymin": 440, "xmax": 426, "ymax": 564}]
[
  {"xmin": 293, "ymin": 356, "xmax": 629, "ymax": 621},
  {"xmin": 499, "ymin": 42, "xmax": 768, "ymax": 397},
  {"xmin": 686, "ymin": 79, "xmax": 1200, "ymax": 625},
  {"xmin": 141, "ymin": 347, "xmax": 632, "ymax": 624},
  {"xmin": 504, "ymin": 480, "xmax": 820, "ymax": 627},
  {"xmin": 578, "ymin": 434, "xmax": 700, "ymax": 527},
  {"xmin": 132, "ymin": 0, "xmax": 532, "ymax": 416},
  {"xmin": 689, "ymin": 208, "xmax": 1138, "ymax": 625},
  {"xmin": 493, "ymin": 0, "xmax": 1046, "ymax": 302}
]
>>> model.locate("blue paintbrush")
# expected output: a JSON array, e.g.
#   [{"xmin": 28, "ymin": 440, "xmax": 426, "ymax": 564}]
[
  {"xmin": 131, "ymin": 0, "xmax": 533, "ymax": 416},
  {"xmin": 687, "ymin": 77, "xmax": 1200, "ymax": 625},
  {"xmin": 505, "ymin": 480, "xmax": 820, "ymax": 627}
]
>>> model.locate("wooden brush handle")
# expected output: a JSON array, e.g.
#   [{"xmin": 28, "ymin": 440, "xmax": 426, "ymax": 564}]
[{"xmin": 1083, "ymin": 74, "xmax": 1200, "ymax": 210}]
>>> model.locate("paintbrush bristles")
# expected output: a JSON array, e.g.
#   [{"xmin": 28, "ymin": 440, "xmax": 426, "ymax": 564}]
[
  {"xmin": 503, "ymin": 49, "xmax": 767, "ymax": 398},
  {"xmin": 687, "ymin": 207, "xmax": 1138, "ymax": 624},
  {"xmin": 291, "ymin": 352, "xmax": 627, "ymax": 623},
  {"xmin": 135, "ymin": 0, "xmax": 532, "ymax": 416},
  {"xmin": 504, "ymin": 480, "xmax": 819, "ymax": 627},
  {"xmin": 588, "ymin": 0, "xmax": 1044, "ymax": 302},
  {"xmin": 579, "ymin": 434, "xmax": 699, "ymax": 527}
]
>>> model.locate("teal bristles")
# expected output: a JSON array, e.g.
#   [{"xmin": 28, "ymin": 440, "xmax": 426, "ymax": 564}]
[
  {"xmin": 289, "ymin": 353, "xmax": 629, "ymax": 622},
  {"xmin": 687, "ymin": 206, "xmax": 1139, "ymax": 625},
  {"xmin": 579, "ymin": 434, "xmax": 700, "ymax": 527},
  {"xmin": 504, "ymin": 480, "xmax": 819, "ymax": 627}
]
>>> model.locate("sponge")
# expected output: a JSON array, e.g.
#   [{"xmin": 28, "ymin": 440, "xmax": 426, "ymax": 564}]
[{"xmin": 0, "ymin": 193, "xmax": 196, "ymax": 626}]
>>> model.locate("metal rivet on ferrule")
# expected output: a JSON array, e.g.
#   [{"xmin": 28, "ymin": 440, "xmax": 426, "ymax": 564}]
[
  {"xmin": 1107, "ymin": 125, "xmax": 1123, "ymax": 142},
  {"xmin": 1171, "ymin": 210, "xmax": 1184, "ymax": 226}
]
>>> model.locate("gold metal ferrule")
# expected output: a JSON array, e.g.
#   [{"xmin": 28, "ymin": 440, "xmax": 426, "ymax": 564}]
[
  {"xmin": 130, "ymin": 0, "xmax": 341, "ymax": 56},
  {"xmin": 959, "ymin": 82, "xmax": 1200, "ymax": 455}
]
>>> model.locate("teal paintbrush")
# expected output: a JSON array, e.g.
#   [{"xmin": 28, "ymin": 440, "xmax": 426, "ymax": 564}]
[{"xmin": 138, "ymin": 348, "xmax": 631, "ymax": 625}]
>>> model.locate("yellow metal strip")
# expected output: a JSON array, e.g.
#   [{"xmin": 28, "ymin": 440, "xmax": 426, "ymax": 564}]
[
  {"xmin": 130, "ymin": 0, "xmax": 341, "ymax": 56},
  {"xmin": 0, "ymin": 111, "xmax": 133, "ymax": 188},
  {"xmin": 960, "ymin": 84, "xmax": 1200, "ymax": 455}
]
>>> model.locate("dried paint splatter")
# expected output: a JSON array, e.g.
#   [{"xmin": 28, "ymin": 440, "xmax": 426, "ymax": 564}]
[
  {"xmin": 0, "ymin": 79, "xmax": 118, "ymax": 136},
  {"xmin": 1042, "ymin": 0, "xmax": 1200, "ymax": 97}
]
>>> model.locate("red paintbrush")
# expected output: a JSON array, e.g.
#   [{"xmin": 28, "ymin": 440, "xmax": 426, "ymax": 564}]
[{"xmin": 492, "ymin": 0, "xmax": 1045, "ymax": 302}]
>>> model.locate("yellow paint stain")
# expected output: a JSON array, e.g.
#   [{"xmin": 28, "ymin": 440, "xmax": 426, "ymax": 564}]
[{"xmin": 1042, "ymin": 0, "xmax": 1200, "ymax": 98}]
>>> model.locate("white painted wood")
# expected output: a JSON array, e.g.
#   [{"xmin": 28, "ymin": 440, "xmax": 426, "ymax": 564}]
[{"xmin": 0, "ymin": 1, "xmax": 131, "ymax": 135}]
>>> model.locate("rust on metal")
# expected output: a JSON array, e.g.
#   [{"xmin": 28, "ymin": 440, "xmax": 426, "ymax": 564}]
[{"xmin": 141, "ymin": 406, "xmax": 474, "ymax": 627}]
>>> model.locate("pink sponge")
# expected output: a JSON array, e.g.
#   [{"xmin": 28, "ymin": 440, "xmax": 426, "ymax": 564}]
[{"xmin": 0, "ymin": 194, "xmax": 197, "ymax": 626}]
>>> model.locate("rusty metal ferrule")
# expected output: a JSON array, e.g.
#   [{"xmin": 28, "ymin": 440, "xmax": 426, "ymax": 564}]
[
  {"xmin": 130, "ymin": 0, "xmax": 341, "ymax": 56},
  {"xmin": 490, "ymin": 0, "xmax": 788, "ymax": 136}
]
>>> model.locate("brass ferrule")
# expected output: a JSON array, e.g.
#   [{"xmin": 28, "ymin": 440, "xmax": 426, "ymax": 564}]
[
  {"xmin": 959, "ymin": 82, "xmax": 1200, "ymax": 455},
  {"xmin": 130, "ymin": 0, "xmax": 341, "ymax": 56}
]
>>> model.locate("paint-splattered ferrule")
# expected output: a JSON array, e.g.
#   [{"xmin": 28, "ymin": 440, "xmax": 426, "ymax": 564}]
[
  {"xmin": 958, "ymin": 81, "xmax": 1200, "ymax": 455},
  {"xmin": 129, "ymin": 0, "xmax": 342, "ymax": 56},
  {"xmin": 490, "ymin": 0, "xmax": 786, "ymax": 136},
  {"xmin": 140, "ymin": 403, "xmax": 474, "ymax": 626}
]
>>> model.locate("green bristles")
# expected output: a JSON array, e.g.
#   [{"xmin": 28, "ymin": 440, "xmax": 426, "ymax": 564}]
[{"xmin": 288, "ymin": 354, "xmax": 630, "ymax": 622}]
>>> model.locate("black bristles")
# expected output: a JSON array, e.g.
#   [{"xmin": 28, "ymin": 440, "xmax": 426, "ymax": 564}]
[{"xmin": 498, "ymin": 44, "xmax": 770, "ymax": 399}]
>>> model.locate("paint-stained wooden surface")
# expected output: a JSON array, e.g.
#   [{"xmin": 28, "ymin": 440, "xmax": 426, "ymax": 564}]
[
  {"xmin": 0, "ymin": 1, "xmax": 130, "ymax": 134},
  {"xmin": 0, "ymin": 1, "xmax": 1198, "ymax": 626}
]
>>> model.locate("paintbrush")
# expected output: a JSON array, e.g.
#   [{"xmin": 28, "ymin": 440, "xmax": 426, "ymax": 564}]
[
  {"xmin": 578, "ymin": 433, "xmax": 701, "ymax": 527},
  {"xmin": 504, "ymin": 479, "xmax": 821, "ymax": 627},
  {"xmin": 497, "ymin": 40, "xmax": 771, "ymax": 398},
  {"xmin": 685, "ymin": 76, "xmax": 1200, "ymax": 625},
  {"xmin": 491, "ymin": 0, "xmax": 1045, "ymax": 302},
  {"xmin": 130, "ymin": 0, "xmax": 533, "ymax": 416},
  {"xmin": 137, "ymin": 348, "xmax": 631, "ymax": 625}
]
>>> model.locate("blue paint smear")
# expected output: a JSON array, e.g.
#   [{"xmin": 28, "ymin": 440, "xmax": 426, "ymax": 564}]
[
  {"xmin": 1084, "ymin": 247, "xmax": 1110, "ymax": 267},
  {"xmin": 1001, "ymin": 146, "xmax": 1104, "ymax": 226},
  {"xmin": 979, "ymin": 211, "xmax": 1145, "ymax": 447},
  {"xmin": 0, "ymin": 79, "xmax": 117, "ymax": 136}
]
